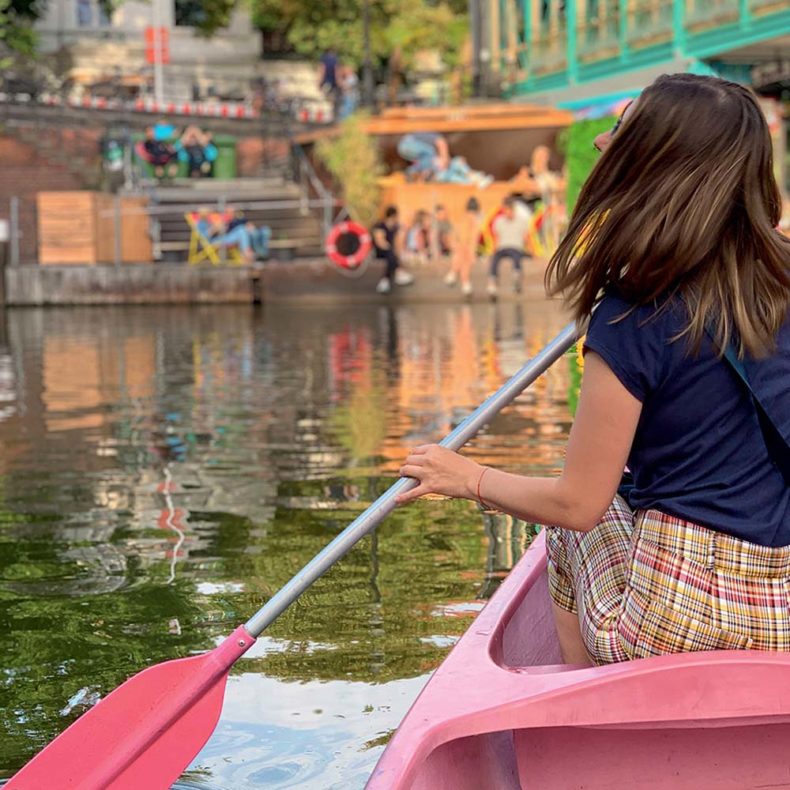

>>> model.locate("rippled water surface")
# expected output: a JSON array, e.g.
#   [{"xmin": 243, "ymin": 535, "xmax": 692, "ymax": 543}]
[{"xmin": 0, "ymin": 302, "xmax": 574, "ymax": 788}]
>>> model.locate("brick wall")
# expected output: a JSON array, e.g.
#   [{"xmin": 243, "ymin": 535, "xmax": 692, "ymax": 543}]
[
  {"xmin": 236, "ymin": 136, "xmax": 290, "ymax": 177},
  {"xmin": 0, "ymin": 137, "xmax": 86, "ymax": 263},
  {"xmin": 0, "ymin": 127, "xmax": 292, "ymax": 262},
  {"xmin": 6, "ymin": 119, "xmax": 290, "ymax": 180}
]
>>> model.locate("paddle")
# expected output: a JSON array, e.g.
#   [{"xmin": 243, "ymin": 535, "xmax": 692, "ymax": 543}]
[{"xmin": 5, "ymin": 321, "xmax": 579, "ymax": 790}]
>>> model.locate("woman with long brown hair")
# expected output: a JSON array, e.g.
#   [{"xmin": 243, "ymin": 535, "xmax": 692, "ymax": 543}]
[{"xmin": 395, "ymin": 74, "xmax": 790, "ymax": 664}]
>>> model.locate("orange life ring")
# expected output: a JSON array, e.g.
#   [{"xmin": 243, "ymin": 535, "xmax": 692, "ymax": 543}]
[{"xmin": 325, "ymin": 221, "xmax": 372, "ymax": 269}]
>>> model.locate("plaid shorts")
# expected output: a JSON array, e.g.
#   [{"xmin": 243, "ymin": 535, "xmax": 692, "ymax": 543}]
[{"xmin": 546, "ymin": 496, "xmax": 790, "ymax": 665}]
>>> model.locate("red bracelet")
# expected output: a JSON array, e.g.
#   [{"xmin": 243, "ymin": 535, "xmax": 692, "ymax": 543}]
[{"xmin": 476, "ymin": 467, "xmax": 492, "ymax": 510}]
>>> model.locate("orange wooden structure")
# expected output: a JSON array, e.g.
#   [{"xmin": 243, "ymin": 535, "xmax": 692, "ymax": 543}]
[
  {"xmin": 37, "ymin": 192, "xmax": 152, "ymax": 265},
  {"xmin": 297, "ymin": 102, "xmax": 572, "ymax": 181},
  {"xmin": 299, "ymin": 103, "xmax": 572, "ymax": 243},
  {"xmin": 379, "ymin": 174, "xmax": 513, "ymax": 239}
]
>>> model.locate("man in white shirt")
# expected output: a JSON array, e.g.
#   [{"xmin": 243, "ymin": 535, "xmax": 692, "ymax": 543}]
[{"xmin": 488, "ymin": 195, "xmax": 533, "ymax": 298}]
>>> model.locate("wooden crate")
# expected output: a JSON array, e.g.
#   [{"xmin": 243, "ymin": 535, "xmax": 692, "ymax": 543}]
[
  {"xmin": 38, "ymin": 192, "xmax": 100, "ymax": 264},
  {"xmin": 119, "ymin": 197, "xmax": 153, "ymax": 263},
  {"xmin": 38, "ymin": 192, "xmax": 153, "ymax": 265},
  {"xmin": 94, "ymin": 193, "xmax": 115, "ymax": 264}
]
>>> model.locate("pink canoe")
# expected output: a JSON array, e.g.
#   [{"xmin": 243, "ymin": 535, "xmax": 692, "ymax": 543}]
[{"xmin": 367, "ymin": 531, "xmax": 790, "ymax": 789}]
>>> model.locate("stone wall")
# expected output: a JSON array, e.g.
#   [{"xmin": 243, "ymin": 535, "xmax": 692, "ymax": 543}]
[{"xmin": 5, "ymin": 265, "xmax": 255, "ymax": 305}]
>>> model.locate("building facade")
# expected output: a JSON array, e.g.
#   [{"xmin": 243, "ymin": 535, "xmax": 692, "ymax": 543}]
[{"xmin": 35, "ymin": 0, "xmax": 260, "ymax": 102}]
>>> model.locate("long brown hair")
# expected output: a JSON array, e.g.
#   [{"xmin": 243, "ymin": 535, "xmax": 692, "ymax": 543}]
[{"xmin": 546, "ymin": 74, "xmax": 790, "ymax": 357}]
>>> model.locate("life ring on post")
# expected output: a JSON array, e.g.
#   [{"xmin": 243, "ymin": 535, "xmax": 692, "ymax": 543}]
[{"xmin": 325, "ymin": 221, "xmax": 372, "ymax": 270}]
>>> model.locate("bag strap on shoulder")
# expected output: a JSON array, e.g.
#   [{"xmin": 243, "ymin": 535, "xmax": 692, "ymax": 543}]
[{"xmin": 718, "ymin": 337, "xmax": 790, "ymax": 486}]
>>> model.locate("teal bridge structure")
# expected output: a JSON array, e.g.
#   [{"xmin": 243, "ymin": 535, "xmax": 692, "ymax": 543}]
[{"xmin": 491, "ymin": 0, "xmax": 790, "ymax": 104}]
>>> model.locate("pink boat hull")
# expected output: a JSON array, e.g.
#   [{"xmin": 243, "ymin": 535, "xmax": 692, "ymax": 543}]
[{"xmin": 368, "ymin": 531, "xmax": 790, "ymax": 789}]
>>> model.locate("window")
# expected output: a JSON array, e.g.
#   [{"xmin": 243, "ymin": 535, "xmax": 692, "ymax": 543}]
[
  {"xmin": 77, "ymin": 0, "xmax": 92, "ymax": 26},
  {"xmin": 77, "ymin": 0, "xmax": 111, "ymax": 27}
]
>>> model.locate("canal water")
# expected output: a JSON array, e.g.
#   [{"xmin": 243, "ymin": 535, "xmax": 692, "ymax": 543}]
[{"xmin": 0, "ymin": 301, "xmax": 573, "ymax": 789}]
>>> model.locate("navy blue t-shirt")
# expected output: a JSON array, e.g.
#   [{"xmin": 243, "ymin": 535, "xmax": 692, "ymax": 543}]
[{"xmin": 584, "ymin": 292, "xmax": 790, "ymax": 547}]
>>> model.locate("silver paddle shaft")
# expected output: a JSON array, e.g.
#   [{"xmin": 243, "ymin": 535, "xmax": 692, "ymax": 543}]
[{"xmin": 244, "ymin": 321, "xmax": 580, "ymax": 638}]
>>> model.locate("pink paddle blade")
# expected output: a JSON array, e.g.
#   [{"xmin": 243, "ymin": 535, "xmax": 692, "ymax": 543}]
[{"xmin": 5, "ymin": 625, "xmax": 254, "ymax": 790}]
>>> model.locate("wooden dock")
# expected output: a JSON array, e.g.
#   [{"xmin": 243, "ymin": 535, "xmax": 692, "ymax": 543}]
[{"xmin": 3, "ymin": 257, "xmax": 551, "ymax": 306}]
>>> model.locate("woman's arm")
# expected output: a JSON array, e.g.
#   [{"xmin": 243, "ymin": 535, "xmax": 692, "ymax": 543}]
[{"xmin": 397, "ymin": 352, "xmax": 642, "ymax": 531}]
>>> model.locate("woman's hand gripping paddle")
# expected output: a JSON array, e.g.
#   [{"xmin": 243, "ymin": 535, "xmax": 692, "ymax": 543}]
[{"xmin": 5, "ymin": 323, "xmax": 578, "ymax": 790}]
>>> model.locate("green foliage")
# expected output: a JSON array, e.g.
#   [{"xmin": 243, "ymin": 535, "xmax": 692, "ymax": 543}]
[
  {"xmin": 567, "ymin": 346, "xmax": 583, "ymax": 418},
  {"xmin": 0, "ymin": 0, "xmax": 38, "ymax": 59},
  {"xmin": 174, "ymin": 0, "xmax": 236, "ymax": 36},
  {"xmin": 328, "ymin": 373, "xmax": 388, "ymax": 462},
  {"xmin": 383, "ymin": 0, "xmax": 468, "ymax": 69},
  {"xmin": 316, "ymin": 113, "xmax": 383, "ymax": 227},
  {"xmin": 563, "ymin": 116, "xmax": 614, "ymax": 213},
  {"xmin": 253, "ymin": 0, "xmax": 467, "ymax": 70}
]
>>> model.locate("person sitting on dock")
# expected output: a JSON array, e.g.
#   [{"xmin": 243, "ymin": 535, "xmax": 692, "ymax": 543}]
[
  {"xmin": 397, "ymin": 132, "xmax": 450, "ymax": 182},
  {"xmin": 396, "ymin": 74, "xmax": 789, "ymax": 666},
  {"xmin": 434, "ymin": 156, "xmax": 494, "ymax": 188},
  {"xmin": 195, "ymin": 208, "xmax": 257, "ymax": 264},
  {"xmin": 226, "ymin": 208, "xmax": 272, "ymax": 260},
  {"xmin": 487, "ymin": 195, "xmax": 533, "ymax": 298},
  {"xmin": 404, "ymin": 210, "xmax": 431, "ymax": 265},
  {"xmin": 178, "ymin": 125, "xmax": 217, "ymax": 178},
  {"xmin": 141, "ymin": 125, "xmax": 178, "ymax": 179},
  {"xmin": 371, "ymin": 206, "xmax": 415, "ymax": 294}
]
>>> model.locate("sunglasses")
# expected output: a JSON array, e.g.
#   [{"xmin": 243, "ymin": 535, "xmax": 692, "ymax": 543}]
[
  {"xmin": 593, "ymin": 100, "xmax": 633, "ymax": 152},
  {"xmin": 611, "ymin": 101, "xmax": 633, "ymax": 136}
]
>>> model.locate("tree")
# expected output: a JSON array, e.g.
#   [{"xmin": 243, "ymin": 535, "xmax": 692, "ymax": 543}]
[
  {"xmin": 173, "ymin": 0, "xmax": 236, "ymax": 36},
  {"xmin": 252, "ymin": 0, "xmax": 468, "ymax": 71},
  {"xmin": 0, "ymin": 0, "xmax": 38, "ymax": 60},
  {"xmin": 316, "ymin": 113, "xmax": 383, "ymax": 227}
]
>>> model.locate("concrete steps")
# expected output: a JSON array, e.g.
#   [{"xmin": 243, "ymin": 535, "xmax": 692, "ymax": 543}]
[
  {"xmin": 152, "ymin": 178, "xmax": 297, "ymax": 201},
  {"xmin": 147, "ymin": 179, "xmax": 326, "ymax": 261}
]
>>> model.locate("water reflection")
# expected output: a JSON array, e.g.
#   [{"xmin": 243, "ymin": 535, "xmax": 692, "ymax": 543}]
[{"xmin": 0, "ymin": 301, "xmax": 572, "ymax": 787}]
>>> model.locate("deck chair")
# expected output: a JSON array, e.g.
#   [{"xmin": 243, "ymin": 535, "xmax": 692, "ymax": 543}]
[{"xmin": 185, "ymin": 212, "xmax": 246, "ymax": 265}]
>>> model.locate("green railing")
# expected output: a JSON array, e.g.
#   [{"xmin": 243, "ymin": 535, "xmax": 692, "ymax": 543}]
[
  {"xmin": 529, "ymin": 28, "xmax": 569, "ymax": 73},
  {"xmin": 685, "ymin": 0, "xmax": 739, "ymax": 26},
  {"xmin": 577, "ymin": 2, "xmax": 621, "ymax": 60},
  {"xmin": 749, "ymin": 0, "xmax": 786, "ymax": 11},
  {"xmin": 627, "ymin": 0, "xmax": 674, "ymax": 44},
  {"xmin": 510, "ymin": 0, "xmax": 790, "ymax": 87}
]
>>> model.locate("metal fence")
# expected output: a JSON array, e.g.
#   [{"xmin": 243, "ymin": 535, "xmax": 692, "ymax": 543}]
[
  {"xmin": 5, "ymin": 191, "xmax": 335, "ymax": 268},
  {"xmin": 8, "ymin": 197, "xmax": 20, "ymax": 269}
]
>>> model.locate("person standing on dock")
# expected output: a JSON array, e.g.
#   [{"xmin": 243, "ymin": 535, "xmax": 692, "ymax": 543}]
[
  {"xmin": 444, "ymin": 197, "xmax": 481, "ymax": 298},
  {"xmin": 319, "ymin": 47, "xmax": 343, "ymax": 122},
  {"xmin": 372, "ymin": 206, "xmax": 415, "ymax": 294}
]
